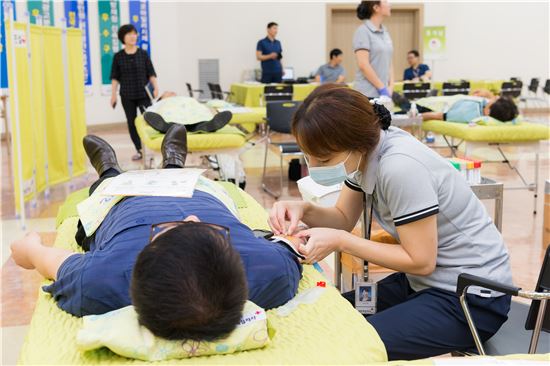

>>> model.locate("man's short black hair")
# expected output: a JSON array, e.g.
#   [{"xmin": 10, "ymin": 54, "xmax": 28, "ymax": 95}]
[
  {"xmin": 118, "ymin": 24, "xmax": 137, "ymax": 44},
  {"xmin": 489, "ymin": 97, "xmax": 519, "ymax": 122},
  {"xmin": 131, "ymin": 223, "xmax": 248, "ymax": 341},
  {"xmin": 408, "ymin": 50, "xmax": 420, "ymax": 57},
  {"xmin": 267, "ymin": 22, "xmax": 278, "ymax": 29},
  {"xmin": 330, "ymin": 48, "xmax": 343, "ymax": 59}
]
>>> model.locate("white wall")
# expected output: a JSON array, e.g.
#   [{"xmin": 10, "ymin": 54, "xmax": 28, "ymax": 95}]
[
  {"xmin": 423, "ymin": 2, "xmax": 550, "ymax": 83},
  {"xmin": 40, "ymin": 1, "xmax": 547, "ymax": 126}
]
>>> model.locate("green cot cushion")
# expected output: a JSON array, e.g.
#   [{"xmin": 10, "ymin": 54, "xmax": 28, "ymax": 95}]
[
  {"xmin": 135, "ymin": 116, "xmax": 247, "ymax": 152},
  {"xmin": 422, "ymin": 120, "xmax": 550, "ymax": 142},
  {"xmin": 22, "ymin": 183, "xmax": 387, "ymax": 365}
]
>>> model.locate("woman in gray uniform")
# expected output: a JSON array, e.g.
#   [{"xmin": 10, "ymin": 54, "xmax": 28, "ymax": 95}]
[
  {"xmin": 269, "ymin": 85, "xmax": 512, "ymax": 360},
  {"xmin": 353, "ymin": 1, "xmax": 394, "ymax": 98}
]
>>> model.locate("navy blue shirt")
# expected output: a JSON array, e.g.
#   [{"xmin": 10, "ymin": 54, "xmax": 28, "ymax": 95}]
[
  {"xmin": 403, "ymin": 64, "xmax": 430, "ymax": 81},
  {"xmin": 256, "ymin": 37, "xmax": 282, "ymax": 74},
  {"xmin": 43, "ymin": 191, "xmax": 302, "ymax": 316}
]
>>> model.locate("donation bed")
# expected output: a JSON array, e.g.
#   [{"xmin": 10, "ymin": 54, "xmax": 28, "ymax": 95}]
[
  {"xmin": 422, "ymin": 119, "xmax": 550, "ymax": 213},
  {"xmin": 18, "ymin": 181, "xmax": 387, "ymax": 365}
]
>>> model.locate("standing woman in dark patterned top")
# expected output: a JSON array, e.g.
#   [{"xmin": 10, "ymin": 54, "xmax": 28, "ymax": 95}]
[{"xmin": 110, "ymin": 24, "xmax": 158, "ymax": 160}]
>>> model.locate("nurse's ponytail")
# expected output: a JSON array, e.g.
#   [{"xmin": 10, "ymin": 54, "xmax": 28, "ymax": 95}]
[{"xmin": 372, "ymin": 103, "xmax": 391, "ymax": 130}]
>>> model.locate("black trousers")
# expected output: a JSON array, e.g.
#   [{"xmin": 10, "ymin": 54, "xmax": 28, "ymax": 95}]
[{"xmin": 120, "ymin": 97, "xmax": 151, "ymax": 152}]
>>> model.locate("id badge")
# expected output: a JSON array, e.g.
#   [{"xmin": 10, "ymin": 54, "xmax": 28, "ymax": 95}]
[{"xmin": 355, "ymin": 281, "xmax": 377, "ymax": 315}]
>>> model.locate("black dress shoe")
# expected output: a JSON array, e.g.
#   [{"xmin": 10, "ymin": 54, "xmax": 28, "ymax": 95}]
[
  {"xmin": 143, "ymin": 111, "xmax": 173, "ymax": 133},
  {"xmin": 161, "ymin": 124, "xmax": 188, "ymax": 168},
  {"xmin": 187, "ymin": 111, "xmax": 233, "ymax": 133},
  {"xmin": 83, "ymin": 135, "xmax": 122, "ymax": 176}
]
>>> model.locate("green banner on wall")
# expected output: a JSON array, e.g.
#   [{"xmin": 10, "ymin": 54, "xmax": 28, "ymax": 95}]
[
  {"xmin": 423, "ymin": 26, "xmax": 446, "ymax": 60},
  {"xmin": 98, "ymin": 0, "xmax": 120, "ymax": 94},
  {"xmin": 28, "ymin": 0, "xmax": 55, "ymax": 26}
]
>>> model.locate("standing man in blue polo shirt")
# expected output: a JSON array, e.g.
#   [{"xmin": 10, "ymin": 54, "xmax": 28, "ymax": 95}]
[
  {"xmin": 256, "ymin": 22, "xmax": 283, "ymax": 83},
  {"xmin": 403, "ymin": 50, "xmax": 432, "ymax": 82}
]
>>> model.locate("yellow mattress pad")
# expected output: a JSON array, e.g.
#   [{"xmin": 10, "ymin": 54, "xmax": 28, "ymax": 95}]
[
  {"xmin": 136, "ymin": 116, "xmax": 247, "ymax": 152},
  {"xmin": 422, "ymin": 120, "xmax": 550, "ymax": 142}
]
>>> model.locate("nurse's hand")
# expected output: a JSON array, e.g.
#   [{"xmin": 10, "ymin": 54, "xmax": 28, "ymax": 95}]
[
  {"xmin": 268, "ymin": 201, "xmax": 307, "ymax": 236},
  {"xmin": 295, "ymin": 228, "xmax": 347, "ymax": 264}
]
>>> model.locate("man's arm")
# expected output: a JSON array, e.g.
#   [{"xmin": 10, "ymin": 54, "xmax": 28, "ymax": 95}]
[{"xmin": 11, "ymin": 232, "xmax": 77, "ymax": 280}]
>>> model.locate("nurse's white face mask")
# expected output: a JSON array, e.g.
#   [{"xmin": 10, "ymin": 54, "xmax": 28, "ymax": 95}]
[{"xmin": 305, "ymin": 152, "xmax": 363, "ymax": 187}]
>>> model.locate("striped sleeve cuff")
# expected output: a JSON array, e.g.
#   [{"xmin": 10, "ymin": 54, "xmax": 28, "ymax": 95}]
[
  {"xmin": 394, "ymin": 205, "xmax": 439, "ymax": 226},
  {"xmin": 344, "ymin": 179, "xmax": 363, "ymax": 192}
]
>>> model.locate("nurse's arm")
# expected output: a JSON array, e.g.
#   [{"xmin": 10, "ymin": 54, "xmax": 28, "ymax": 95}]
[
  {"xmin": 302, "ymin": 185, "xmax": 365, "ymax": 231},
  {"xmin": 339, "ymin": 215, "xmax": 438, "ymax": 276},
  {"xmin": 10, "ymin": 232, "xmax": 77, "ymax": 280},
  {"xmin": 355, "ymin": 49, "xmax": 385, "ymax": 89}
]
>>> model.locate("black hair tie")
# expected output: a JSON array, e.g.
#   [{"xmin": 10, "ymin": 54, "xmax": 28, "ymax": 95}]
[{"xmin": 373, "ymin": 102, "xmax": 392, "ymax": 130}]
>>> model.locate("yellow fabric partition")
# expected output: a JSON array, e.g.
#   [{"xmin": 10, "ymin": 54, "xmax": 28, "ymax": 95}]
[
  {"xmin": 30, "ymin": 25, "xmax": 48, "ymax": 194},
  {"xmin": 66, "ymin": 28, "xmax": 87, "ymax": 177},
  {"xmin": 42, "ymin": 26, "xmax": 69, "ymax": 185},
  {"xmin": 6, "ymin": 22, "xmax": 87, "ymax": 212},
  {"xmin": 6, "ymin": 22, "xmax": 36, "ymax": 210}
]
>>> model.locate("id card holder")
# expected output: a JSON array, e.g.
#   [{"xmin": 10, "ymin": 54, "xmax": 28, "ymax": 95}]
[
  {"xmin": 355, "ymin": 281, "xmax": 377, "ymax": 315},
  {"xmin": 354, "ymin": 192, "xmax": 377, "ymax": 315}
]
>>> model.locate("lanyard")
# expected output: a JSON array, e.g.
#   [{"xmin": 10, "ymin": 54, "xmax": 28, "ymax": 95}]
[{"xmin": 362, "ymin": 192, "xmax": 374, "ymax": 282}]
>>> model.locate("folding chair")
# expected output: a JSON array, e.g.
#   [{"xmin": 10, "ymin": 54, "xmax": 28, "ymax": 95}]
[
  {"xmin": 260, "ymin": 85, "xmax": 293, "ymax": 106},
  {"xmin": 457, "ymin": 245, "xmax": 550, "ymax": 355},
  {"xmin": 500, "ymin": 80, "xmax": 523, "ymax": 99},
  {"xmin": 207, "ymin": 83, "xmax": 232, "ymax": 101},
  {"xmin": 261, "ymin": 101, "xmax": 303, "ymax": 198},
  {"xmin": 519, "ymin": 78, "xmax": 547, "ymax": 108},
  {"xmin": 186, "ymin": 83, "xmax": 204, "ymax": 98},
  {"xmin": 442, "ymin": 81, "xmax": 470, "ymax": 96},
  {"xmin": 402, "ymin": 82, "xmax": 431, "ymax": 100}
]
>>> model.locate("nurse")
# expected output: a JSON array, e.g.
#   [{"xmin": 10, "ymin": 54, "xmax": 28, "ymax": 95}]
[
  {"xmin": 353, "ymin": 0, "xmax": 394, "ymax": 98},
  {"xmin": 269, "ymin": 84, "xmax": 512, "ymax": 360}
]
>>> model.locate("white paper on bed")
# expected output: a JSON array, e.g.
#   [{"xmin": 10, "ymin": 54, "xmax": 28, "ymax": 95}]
[
  {"xmin": 102, "ymin": 169, "xmax": 205, "ymax": 197},
  {"xmin": 77, "ymin": 174, "xmax": 239, "ymax": 237}
]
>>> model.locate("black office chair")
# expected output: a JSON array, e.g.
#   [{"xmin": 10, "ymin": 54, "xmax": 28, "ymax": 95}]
[
  {"xmin": 500, "ymin": 80, "xmax": 523, "ymax": 98},
  {"xmin": 402, "ymin": 82, "xmax": 431, "ymax": 100},
  {"xmin": 186, "ymin": 83, "xmax": 204, "ymax": 99},
  {"xmin": 207, "ymin": 83, "xmax": 233, "ymax": 101},
  {"xmin": 261, "ymin": 101, "xmax": 303, "ymax": 198},
  {"xmin": 543, "ymin": 79, "xmax": 550, "ymax": 96},
  {"xmin": 442, "ymin": 81, "xmax": 470, "ymax": 96},
  {"xmin": 261, "ymin": 85, "xmax": 293, "ymax": 106},
  {"xmin": 457, "ymin": 245, "xmax": 550, "ymax": 356}
]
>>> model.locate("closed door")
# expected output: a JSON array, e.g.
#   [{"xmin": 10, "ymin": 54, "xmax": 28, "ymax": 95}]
[{"xmin": 327, "ymin": 5, "xmax": 422, "ymax": 83}]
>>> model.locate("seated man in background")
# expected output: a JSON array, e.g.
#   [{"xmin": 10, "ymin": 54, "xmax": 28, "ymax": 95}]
[
  {"xmin": 314, "ymin": 48, "xmax": 346, "ymax": 84},
  {"xmin": 10, "ymin": 124, "xmax": 302, "ymax": 342},
  {"xmin": 403, "ymin": 50, "xmax": 432, "ymax": 82}
]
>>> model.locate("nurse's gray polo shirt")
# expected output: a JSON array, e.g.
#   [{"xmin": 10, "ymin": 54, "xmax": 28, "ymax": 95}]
[
  {"xmin": 345, "ymin": 127, "xmax": 512, "ymax": 294},
  {"xmin": 352, "ymin": 20, "xmax": 393, "ymax": 98}
]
